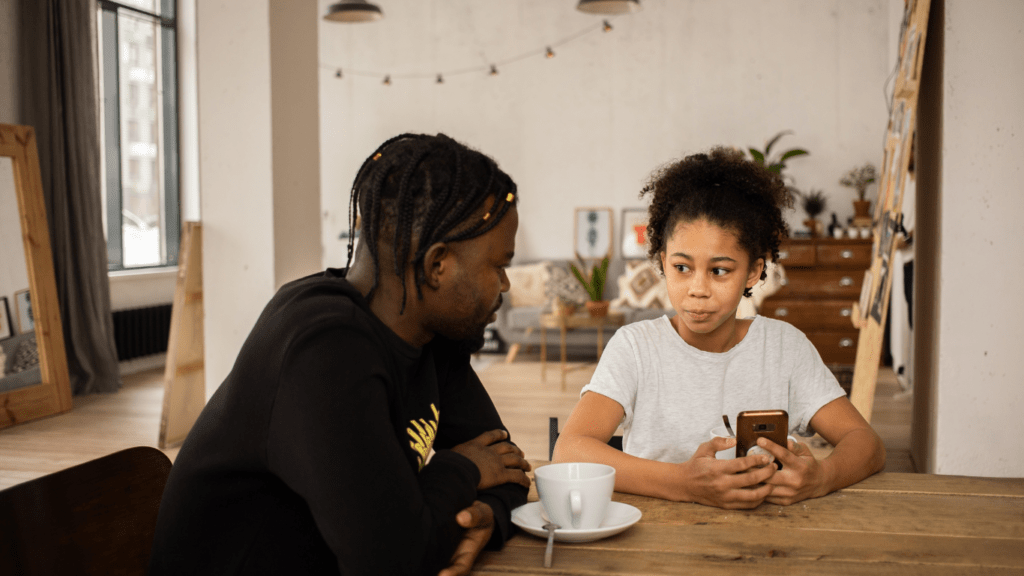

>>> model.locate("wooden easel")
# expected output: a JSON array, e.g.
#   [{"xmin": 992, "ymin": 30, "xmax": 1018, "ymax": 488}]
[
  {"xmin": 158, "ymin": 222, "xmax": 205, "ymax": 449},
  {"xmin": 849, "ymin": 0, "xmax": 931, "ymax": 422}
]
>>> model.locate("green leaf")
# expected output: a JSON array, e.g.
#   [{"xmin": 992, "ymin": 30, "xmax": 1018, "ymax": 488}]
[
  {"xmin": 779, "ymin": 149, "xmax": 809, "ymax": 162},
  {"xmin": 748, "ymin": 149, "xmax": 765, "ymax": 165},
  {"xmin": 764, "ymin": 130, "xmax": 792, "ymax": 156}
]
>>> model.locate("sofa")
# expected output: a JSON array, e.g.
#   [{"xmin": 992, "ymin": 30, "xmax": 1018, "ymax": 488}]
[
  {"xmin": 491, "ymin": 259, "xmax": 673, "ymax": 359},
  {"xmin": 490, "ymin": 258, "xmax": 785, "ymax": 360},
  {"xmin": 0, "ymin": 332, "xmax": 42, "ymax": 393}
]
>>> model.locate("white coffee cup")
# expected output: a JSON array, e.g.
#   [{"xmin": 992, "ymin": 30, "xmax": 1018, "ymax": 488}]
[{"xmin": 534, "ymin": 462, "xmax": 615, "ymax": 530}]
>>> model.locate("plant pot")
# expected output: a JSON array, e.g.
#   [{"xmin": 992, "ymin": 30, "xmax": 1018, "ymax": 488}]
[
  {"xmin": 553, "ymin": 301, "xmax": 577, "ymax": 316},
  {"xmin": 585, "ymin": 300, "xmax": 610, "ymax": 318},
  {"xmin": 853, "ymin": 200, "xmax": 871, "ymax": 219}
]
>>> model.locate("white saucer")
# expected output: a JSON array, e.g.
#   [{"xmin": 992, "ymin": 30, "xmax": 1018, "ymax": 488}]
[{"xmin": 511, "ymin": 501, "xmax": 642, "ymax": 543}]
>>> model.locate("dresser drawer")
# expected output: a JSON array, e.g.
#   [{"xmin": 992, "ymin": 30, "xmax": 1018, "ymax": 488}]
[
  {"xmin": 761, "ymin": 299, "xmax": 856, "ymax": 330},
  {"xmin": 816, "ymin": 243, "xmax": 871, "ymax": 267},
  {"xmin": 776, "ymin": 270, "xmax": 863, "ymax": 298},
  {"xmin": 805, "ymin": 330, "xmax": 860, "ymax": 364},
  {"xmin": 777, "ymin": 243, "xmax": 816, "ymax": 267}
]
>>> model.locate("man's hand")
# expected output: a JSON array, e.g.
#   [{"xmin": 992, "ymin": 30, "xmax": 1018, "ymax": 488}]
[
  {"xmin": 451, "ymin": 429, "xmax": 532, "ymax": 490},
  {"xmin": 760, "ymin": 437, "xmax": 829, "ymax": 505},
  {"xmin": 438, "ymin": 501, "xmax": 494, "ymax": 576}
]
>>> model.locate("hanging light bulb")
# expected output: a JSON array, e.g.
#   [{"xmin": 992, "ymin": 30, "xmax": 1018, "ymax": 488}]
[
  {"xmin": 545, "ymin": 47, "xmax": 555, "ymax": 58},
  {"xmin": 335, "ymin": 69, "xmax": 343, "ymax": 78},
  {"xmin": 382, "ymin": 75, "xmax": 391, "ymax": 86},
  {"xmin": 489, "ymin": 65, "xmax": 499, "ymax": 76},
  {"xmin": 436, "ymin": 74, "xmax": 444, "ymax": 84},
  {"xmin": 603, "ymin": 20, "xmax": 613, "ymax": 32},
  {"xmin": 576, "ymin": 0, "xmax": 641, "ymax": 15},
  {"xmin": 324, "ymin": 0, "xmax": 384, "ymax": 23}
]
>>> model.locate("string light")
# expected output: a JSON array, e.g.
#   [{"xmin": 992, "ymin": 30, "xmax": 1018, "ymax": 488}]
[{"xmin": 323, "ymin": 18, "xmax": 623, "ymax": 85}]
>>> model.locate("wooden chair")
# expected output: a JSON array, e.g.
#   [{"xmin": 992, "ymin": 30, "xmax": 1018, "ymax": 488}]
[
  {"xmin": 0, "ymin": 446, "xmax": 172, "ymax": 575},
  {"xmin": 548, "ymin": 416, "xmax": 623, "ymax": 460}
]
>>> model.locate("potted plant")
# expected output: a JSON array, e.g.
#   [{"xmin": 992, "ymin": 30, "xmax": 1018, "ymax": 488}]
[
  {"xmin": 800, "ymin": 189, "xmax": 828, "ymax": 237},
  {"xmin": 569, "ymin": 256, "xmax": 610, "ymax": 317},
  {"xmin": 748, "ymin": 130, "xmax": 810, "ymax": 201},
  {"xmin": 840, "ymin": 163, "xmax": 878, "ymax": 219}
]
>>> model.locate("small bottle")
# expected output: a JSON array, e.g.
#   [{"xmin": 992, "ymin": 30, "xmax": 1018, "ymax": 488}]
[{"xmin": 828, "ymin": 213, "xmax": 841, "ymax": 238}]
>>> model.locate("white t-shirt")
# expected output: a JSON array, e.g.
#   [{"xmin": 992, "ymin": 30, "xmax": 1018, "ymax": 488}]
[{"xmin": 580, "ymin": 315, "xmax": 846, "ymax": 463}]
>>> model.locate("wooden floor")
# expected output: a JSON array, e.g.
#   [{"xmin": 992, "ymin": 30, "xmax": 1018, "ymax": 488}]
[{"xmin": 0, "ymin": 356, "xmax": 913, "ymax": 491}]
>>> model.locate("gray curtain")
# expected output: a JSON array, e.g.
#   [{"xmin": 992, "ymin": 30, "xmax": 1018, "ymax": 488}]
[{"xmin": 18, "ymin": 0, "xmax": 121, "ymax": 394}]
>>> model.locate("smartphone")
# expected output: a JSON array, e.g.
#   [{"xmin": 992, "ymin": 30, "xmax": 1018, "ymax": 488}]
[{"xmin": 735, "ymin": 410, "xmax": 789, "ymax": 469}]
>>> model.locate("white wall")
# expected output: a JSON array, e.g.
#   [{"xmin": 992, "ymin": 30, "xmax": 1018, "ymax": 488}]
[
  {"xmin": 318, "ymin": 0, "xmax": 892, "ymax": 267},
  {"xmin": 926, "ymin": 0, "xmax": 1024, "ymax": 476},
  {"xmin": 197, "ymin": 0, "xmax": 278, "ymax": 393}
]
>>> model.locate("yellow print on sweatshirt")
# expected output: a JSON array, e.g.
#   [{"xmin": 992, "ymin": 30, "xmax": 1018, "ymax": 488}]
[{"xmin": 408, "ymin": 403, "xmax": 440, "ymax": 470}]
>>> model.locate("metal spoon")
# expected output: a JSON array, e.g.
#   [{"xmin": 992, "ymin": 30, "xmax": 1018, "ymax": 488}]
[
  {"xmin": 722, "ymin": 414, "xmax": 735, "ymax": 437},
  {"xmin": 543, "ymin": 522, "xmax": 559, "ymax": 568}
]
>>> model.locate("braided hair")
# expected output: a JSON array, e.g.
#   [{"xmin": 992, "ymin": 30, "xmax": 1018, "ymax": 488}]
[
  {"xmin": 346, "ymin": 134, "xmax": 518, "ymax": 312},
  {"xmin": 641, "ymin": 146, "xmax": 792, "ymax": 297}
]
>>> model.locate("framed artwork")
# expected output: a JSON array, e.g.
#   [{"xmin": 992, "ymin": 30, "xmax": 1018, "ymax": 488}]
[
  {"xmin": 14, "ymin": 289, "xmax": 33, "ymax": 334},
  {"xmin": 620, "ymin": 208, "xmax": 650, "ymax": 260},
  {"xmin": 0, "ymin": 296, "xmax": 11, "ymax": 340},
  {"xmin": 574, "ymin": 207, "xmax": 613, "ymax": 261}
]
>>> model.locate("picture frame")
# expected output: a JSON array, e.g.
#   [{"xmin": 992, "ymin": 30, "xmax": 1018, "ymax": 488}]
[
  {"xmin": 14, "ymin": 288, "xmax": 33, "ymax": 334},
  {"xmin": 620, "ymin": 208, "xmax": 650, "ymax": 260},
  {"xmin": 574, "ymin": 207, "xmax": 613, "ymax": 261},
  {"xmin": 0, "ymin": 296, "xmax": 11, "ymax": 340}
]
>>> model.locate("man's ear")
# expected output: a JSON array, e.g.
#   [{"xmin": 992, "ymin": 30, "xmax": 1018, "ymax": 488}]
[
  {"xmin": 422, "ymin": 241, "xmax": 450, "ymax": 289},
  {"xmin": 747, "ymin": 257, "xmax": 766, "ymax": 289}
]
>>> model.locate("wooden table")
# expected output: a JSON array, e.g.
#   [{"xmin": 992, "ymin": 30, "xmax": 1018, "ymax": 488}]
[
  {"xmin": 474, "ymin": 468, "xmax": 1024, "ymax": 575},
  {"xmin": 539, "ymin": 311, "xmax": 625, "ymax": 391}
]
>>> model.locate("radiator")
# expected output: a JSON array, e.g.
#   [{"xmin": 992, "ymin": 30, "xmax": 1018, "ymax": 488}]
[{"xmin": 112, "ymin": 304, "xmax": 173, "ymax": 361}]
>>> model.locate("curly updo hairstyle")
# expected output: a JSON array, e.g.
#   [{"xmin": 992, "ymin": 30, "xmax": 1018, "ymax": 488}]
[
  {"xmin": 346, "ymin": 133, "xmax": 517, "ymax": 312},
  {"xmin": 641, "ymin": 146, "xmax": 792, "ymax": 297}
]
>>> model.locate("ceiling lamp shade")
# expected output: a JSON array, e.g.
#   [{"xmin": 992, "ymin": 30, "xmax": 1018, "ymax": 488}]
[
  {"xmin": 324, "ymin": 0, "xmax": 384, "ymax": 23},
  {"xmin": 576, "ymin": 0, "xmax": 641, "ymax": 15}
]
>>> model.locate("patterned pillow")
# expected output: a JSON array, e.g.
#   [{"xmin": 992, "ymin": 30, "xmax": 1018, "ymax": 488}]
[
  {"xmin": 10, "ymin": 335, "xmax": 39, "ymax": 373},
  {"xmin": 505, "ymin": 262, "xmax": 551, "ymax": 307},
  {"xmin": 545, "ymin": 264, "xmax": 588, "ymax": 307},
  {"xmin": 611, "ymin": 260, "xmax": 671, "ymax": 309}
]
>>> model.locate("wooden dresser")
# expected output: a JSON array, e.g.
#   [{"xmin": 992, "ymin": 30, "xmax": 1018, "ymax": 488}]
[{"xmin": 760, "ymin": 238, "xmax": 871, "ymax": 365}]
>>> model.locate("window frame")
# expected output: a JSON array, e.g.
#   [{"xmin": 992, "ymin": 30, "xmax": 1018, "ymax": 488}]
[{"xmin": 98, "ymin": 0, "xmax": 180, "ymax": 272}]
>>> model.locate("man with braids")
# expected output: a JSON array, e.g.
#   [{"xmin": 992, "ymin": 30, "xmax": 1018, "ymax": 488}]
[
  {"xmin": 554, "ymin": 147, "xmax": 885, "ymax": 509},
  {"xmin": 151, "ymin": 134, "xmax": 530, "ymax": 576}
]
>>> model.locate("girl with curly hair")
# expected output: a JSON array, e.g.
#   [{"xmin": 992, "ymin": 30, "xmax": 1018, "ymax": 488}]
[{"xmin": 554, "ymin": 147, "xmax": 885, "ymax": 509}]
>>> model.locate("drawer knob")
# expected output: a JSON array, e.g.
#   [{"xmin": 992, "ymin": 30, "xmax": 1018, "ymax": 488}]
[
  {"xmin": 779, "ymin": 250, "xmax": 789, "ymax": 260},
  {"xmin": 841, "ymin": 250, "xmax": 854, "ymax": 259},
  {"xmin": 839, "ymin": 338, "xmax": 854, "ymax": 348},
  {"xmin": 841, "ymin": 308, "xmax": 852, "ymax": 317},
  {"xmin": 774, "ymin": 307, "xmax": 789, "ymax": 317},
  {"xmin": 840, "ymin": 276, "xmax": 854, "ymax": 287}
]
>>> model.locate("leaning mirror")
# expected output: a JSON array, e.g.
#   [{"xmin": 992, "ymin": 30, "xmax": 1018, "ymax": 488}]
[{"xmin": 0, "ymin": 124, "xmax": 72, "ymax": 429}]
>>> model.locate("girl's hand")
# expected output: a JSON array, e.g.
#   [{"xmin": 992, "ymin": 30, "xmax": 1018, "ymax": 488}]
[
  {"xmin": 676, "ymin": 437, "xmax": 777, "ymax": 509},
  {"xmin": 759, "ymin": 437, "xmax": 829, "ymax": 505}
]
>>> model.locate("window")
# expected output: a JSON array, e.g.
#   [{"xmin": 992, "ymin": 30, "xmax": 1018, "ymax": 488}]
[{"xmin": 98, "ymin": 0, "xmax": 179, "ymax": 270}]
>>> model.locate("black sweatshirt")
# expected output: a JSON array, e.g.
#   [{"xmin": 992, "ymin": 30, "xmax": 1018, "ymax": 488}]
[{"xmin": 149, "ymin": 269, "xmax": 527, "ymax": 575}]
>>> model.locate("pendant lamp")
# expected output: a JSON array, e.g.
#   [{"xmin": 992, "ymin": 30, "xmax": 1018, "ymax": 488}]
[
  {"xmin": 576, "ymin": 0, "xmax": 641, "ymax": 15},
  {"xmin": 324, "ymin": 0, "xmax": 384, "ymax": 23}
]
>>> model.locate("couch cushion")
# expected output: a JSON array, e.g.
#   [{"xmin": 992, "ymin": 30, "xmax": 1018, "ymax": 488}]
[
  {"xmin": 506, "ymin": 306, "xmax": 544, "ymax": 330},
  {"xmin": 505, "ymin": 261, "xmax": 551, "ymax": 307},
  {"xmin": 612, "ymin": 260, "xmax": 671, "ymax": 310},
  {"xmin": 545, "ymin": 265, "xmax": 588, "ymax": 305}
]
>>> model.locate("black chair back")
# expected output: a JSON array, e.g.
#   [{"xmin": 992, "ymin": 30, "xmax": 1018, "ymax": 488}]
[{"xmin": 0, "ymin": 446, "xmax": 172, "ymax": 575}]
